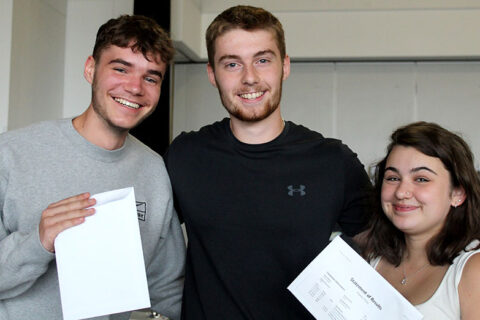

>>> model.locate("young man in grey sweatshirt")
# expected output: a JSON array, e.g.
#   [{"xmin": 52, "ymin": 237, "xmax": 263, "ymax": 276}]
[{"xmin": 0, "ymin": 15, "xmax": 185, "ymax": 320}]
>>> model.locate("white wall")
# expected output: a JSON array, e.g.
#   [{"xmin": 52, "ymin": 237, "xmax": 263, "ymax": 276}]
[
  {"xmin": 0, "ymin": 0, "xmax": 133, "ymax": 133},
  {"xmin": 0, "ymin": 0, "xmax": 13, "ymax": 133},
  {"xmin": 63, "ymin": 0, "xmax": 133, "ymax": 118},
  {"xmin": 173, "ymin": 61, "xmax": 480, "ymax": 172},
  {"xmin": 170, "ymin": 0, "xmax": 203, "ymax": 61},
  {"xmin": 7, "ymin": 0, "xmax": 67, "ymax": 130},
  {"xmin": 172, "ymin": 2, "xmax": 480, "ymax": 61}
]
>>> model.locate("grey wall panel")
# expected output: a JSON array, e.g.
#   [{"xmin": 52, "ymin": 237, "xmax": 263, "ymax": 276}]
[
  {"xmin": 282, "ymin": 63, "xmax": 335, "ymax": 137},
  {"xmin": 172, "ymin": 64, "xmax": 226, "ymax": 139},
  {"xmin": 336, "ymin": 63, "xmax": 416, "ymax": 169},
  {"xmin": 417, "ymin": 62, "xmax": 480, "ymax": 168}
]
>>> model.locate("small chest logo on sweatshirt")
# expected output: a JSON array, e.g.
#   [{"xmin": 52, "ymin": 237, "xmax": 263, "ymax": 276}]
[
  {"xmin": 287, "ymin": 185, "xmax": 306, "ymax": 196},
  {"xmin": 136, "ymin": 201, "xmax": 147, "ymax": 221}
]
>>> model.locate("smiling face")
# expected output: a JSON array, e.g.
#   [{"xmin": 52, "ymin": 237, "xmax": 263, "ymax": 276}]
[
  {"xmin": 84, "ymin": 45, "xmax": 166, "ymax": 134},
  {"xmin": 207, "ymin": 28, "xmax": 290, "ymax": 122},
  {"xmin": 381, "ymin": 146, "xmax": 464, "ymax": 238}
]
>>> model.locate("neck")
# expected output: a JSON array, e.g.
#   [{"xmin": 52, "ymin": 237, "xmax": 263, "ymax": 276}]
[
  {"xmin": 229, "ymin": 109, "xmax": 285, "ymax": 144},
  {"xmin": 73, "ymin": 106, "xmax": 127, "ymax": 150},
  {"xmin": 403, "ymin": 233, "xmax": 431, "ymax": 263}
]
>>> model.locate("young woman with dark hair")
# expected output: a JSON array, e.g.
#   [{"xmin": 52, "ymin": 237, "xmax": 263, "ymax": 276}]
[{"xmin": 361, "ymin": 121, "xmax": 480, "ymax": 319}]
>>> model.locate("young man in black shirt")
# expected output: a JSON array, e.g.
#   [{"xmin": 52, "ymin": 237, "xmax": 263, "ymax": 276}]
[{"xmin": 166, "ymin": 5, "xmax": 371, "ymax": 319}]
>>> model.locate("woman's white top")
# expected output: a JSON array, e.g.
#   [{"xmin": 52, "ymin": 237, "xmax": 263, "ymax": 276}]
[{"xmin": 370, "ymin": 241, "xmax": 480, "ymax": 320}]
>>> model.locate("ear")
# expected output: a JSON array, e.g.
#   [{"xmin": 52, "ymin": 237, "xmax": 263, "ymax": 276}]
[
  {"xmin": 451, "ymin": 187, "xmax": 466, "ymax": 208},
  {"xmin": 282, "ymin": 54, "xmax": 291, "ymax": 81},
  {"xmin": 206, "ymin": 63, "xmax": 218, "ymax": 88},
  {"xmin": 84, "ymin": 56, "xmax": 96, "ymax": 84}
]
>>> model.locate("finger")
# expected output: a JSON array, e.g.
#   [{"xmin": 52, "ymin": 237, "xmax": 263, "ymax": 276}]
[
  {"xmin": 43, "ymin": 197, "xmax": 96, "ymax": 218},
  {"xmin": 47, "ymin": 192, "xmax": 91, "ymax": 209},
  {"xmin": 40, "ymin": 208, "xmax": 96, "ymax": 252},
  {"xmin": 43, "ymin": 206, "xmax": 96, "ymax": 226}
]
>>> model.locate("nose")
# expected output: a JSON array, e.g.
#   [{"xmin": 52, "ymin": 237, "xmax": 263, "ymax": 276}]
[
  {"xmin": 395, "ymin": 181, "xmax": 412, "ymax": 199},
  {"xmin": 124, "ymin": 75, "xmax": 144, "ymax": 95},
  {"xmin": 241, "ymin": 64, "xmax": 259, "ymax": 85}
]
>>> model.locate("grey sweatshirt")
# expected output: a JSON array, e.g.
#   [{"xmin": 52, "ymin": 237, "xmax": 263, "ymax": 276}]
[{"xmin": 0, "ymin": 119, "xmax": 185, "ymax": 319}]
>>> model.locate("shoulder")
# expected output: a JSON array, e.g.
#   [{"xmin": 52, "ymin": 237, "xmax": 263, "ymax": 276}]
[
  {"xmin": 126, "ymin": 134, "xmax": 165, "ymax": 165},
  {"xmin": 286, "ymin": 121, "xmax": 325, "ymax": 140},
  {"xmin": 0, "ymin": 120, "xmax": 60, "ymax": 146},
  {"xmin": 286, "ymin": 121, "xmax": 358, "ymax": 158},
  {"xmin": 173, "ymin": 119, "xmax": 228, "ymax": 144},
  {"xmin": 460, "ymin": 251, "xmax": 480, "ymax": 285},
  {"xmin": 457, "ymin": 241, "xmax": 480, "ymax": 281},
  {"xmin": 458, "ymin": 242, "xmax": 480, "ymax": 319},
  {"xmin": 127, "ymin": 134, "xmax": 161, "ymax": 157},
  {"xmin": 0, "ymin": 120, "xmax": 63, "ymax": 180},
  {"xmin": 461, "ymin": 250, "xmax": 480, "ymax": 275},
  {"xmin": 167, "ymin": 119, "xmax": 229, "ymax": 155},
  {"xmin": 0, "ymin": 120, "xmax": 64, "ymax": 165},
  {"xmin": 123, "ymin": 136, "xmax": 173, "ymax": 191},
  {"xmin": 455, "ymin": 241, "xmax": 480, "ymax": 293}
]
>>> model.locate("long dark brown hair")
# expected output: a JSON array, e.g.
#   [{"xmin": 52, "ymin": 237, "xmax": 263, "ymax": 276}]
[{"xmin": 362, "ymin": 121, "xmax": 480, "ymax": 266}]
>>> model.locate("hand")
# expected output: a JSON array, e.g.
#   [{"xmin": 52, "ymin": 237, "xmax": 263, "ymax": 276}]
[{"xmin": 39, "ymin": 193, "xmax": 96, "ymax": 252}]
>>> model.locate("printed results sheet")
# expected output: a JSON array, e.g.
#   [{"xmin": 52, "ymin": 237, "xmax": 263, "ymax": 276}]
[{"xmin": 288, "ymin": 236, "xmax": 423, "ymax": 320}]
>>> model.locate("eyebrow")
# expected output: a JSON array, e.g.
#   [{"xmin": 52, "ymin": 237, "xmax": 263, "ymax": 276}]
[
  {"xmin": 254, "ymin": 50, "xmax": 276, "ymax": 58},
  {"xmin": 384, "ymin": 166, "xmax": 438, "ymax": 175},
  {"xmin": 108, "ymin": 59, "xmax": 163, "ymax": 80},
  {"xmin": 217, "ymin": 55, "xmax": 241, "ymax": 64},
  {"xmin": 147, "ymin": 69, "xmax": 164, "ymax": 80},
  {"xmin": 217, "ymin": 49, "xmax": 277, "ymax": 64}
]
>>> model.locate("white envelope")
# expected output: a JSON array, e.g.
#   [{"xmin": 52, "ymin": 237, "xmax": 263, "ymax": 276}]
[
  {"xmin": 55, "ymin": 187, "xmax": 150, "ymax": 320},
  {"xmin": 288, "ymin": 236, "xmax": 423, "ymax": 320}
]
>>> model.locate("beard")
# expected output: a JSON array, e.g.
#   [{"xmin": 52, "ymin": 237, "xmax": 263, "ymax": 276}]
[
  {"xmin": 90, "ymin": 75, "xmax": 151, "ymax": 134},
  {"xmin": 216, "ymin": 76, "xmax": 283, "ymax": 123}
]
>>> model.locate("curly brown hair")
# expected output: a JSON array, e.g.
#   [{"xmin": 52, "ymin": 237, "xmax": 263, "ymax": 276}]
[
  {"xmin": 361, "ymin": 121, "xmax": 480, "ymax": 266},
  {"xmin": 92, "ymin": 15, "xmax": 174, "ymax": 65},
  {"xmin": 205, "ymin": 5, "xmax": 286, "ymax": 69}
]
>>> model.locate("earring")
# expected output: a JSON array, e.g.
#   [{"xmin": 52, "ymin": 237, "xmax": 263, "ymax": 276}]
[{"xmin": 454, "ymin": 199, "xmax": 462, "ymax": 208}]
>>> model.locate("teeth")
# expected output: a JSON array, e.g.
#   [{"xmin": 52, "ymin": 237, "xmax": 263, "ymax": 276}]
[
  {"xmin": 240, "ymin": 92, "xmax": 264, "ymax": 100},
  {"xmin": 114, "ymin": 98, "xmax": 140, "ymax": 109}
]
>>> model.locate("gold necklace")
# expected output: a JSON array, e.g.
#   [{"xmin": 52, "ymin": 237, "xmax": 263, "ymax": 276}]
[{"xmin": 400, "ymin": 262, "xmax": 429, "ymax": 285}]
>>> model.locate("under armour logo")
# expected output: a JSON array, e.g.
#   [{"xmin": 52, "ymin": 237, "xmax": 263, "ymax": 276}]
[{"xmin": 287, "ymin": 185, "xmax": 306, "ymax": 196}]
